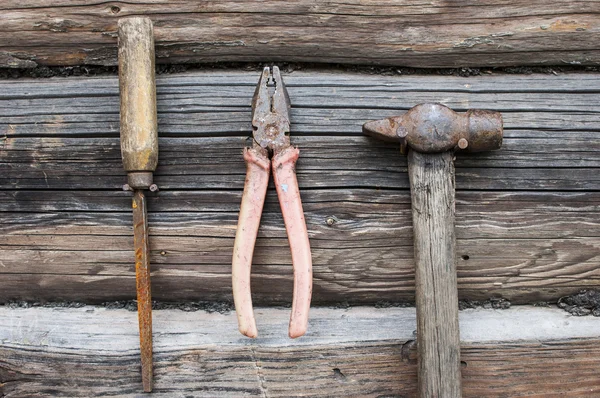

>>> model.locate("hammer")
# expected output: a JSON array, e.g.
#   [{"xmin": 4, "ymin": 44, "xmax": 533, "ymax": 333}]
[
  {"xmin": 363, "ymin": 104, "xmax": 502, "ymax": 397},
  {"xmin": 118, "ymin": 17, "xmax": 158, "ymax": 392}
]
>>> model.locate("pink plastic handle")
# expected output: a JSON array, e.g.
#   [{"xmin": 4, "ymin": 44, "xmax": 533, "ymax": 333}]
[
  {"xmin": 272, "ymin": 146, "xmax": 313, "ymax": 338},
  {"xmin": 232, "ymin": 147, "xmax": 270, "ymax": 338}
]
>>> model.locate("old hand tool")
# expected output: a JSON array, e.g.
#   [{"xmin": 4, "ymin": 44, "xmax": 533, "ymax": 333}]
[
  {"xmin": 232, "ymin": 66, "xmax": 313, "ymax": 339},
  {"xmin": 118, "ymin": 17, "xmax": 158, "ymax": 392},
  {"xmin": 363, "ymin": 104, "xmax": 502, "ymax": 398}
]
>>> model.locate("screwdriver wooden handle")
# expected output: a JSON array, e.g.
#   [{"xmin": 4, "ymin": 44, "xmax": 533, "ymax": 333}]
[{"xmin": 118, "ymin": 17, "xmax": 158, "ymax": 189}]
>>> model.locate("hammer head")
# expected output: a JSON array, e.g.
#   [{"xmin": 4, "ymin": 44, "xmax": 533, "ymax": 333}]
[{"xmin": 363, "ymin": 103, "xmax": 502, "ymax": 153}]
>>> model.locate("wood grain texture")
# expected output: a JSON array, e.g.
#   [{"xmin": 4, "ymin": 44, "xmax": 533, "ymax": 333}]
[
  {"xmin": 0, "ymin": 71, "xmax": 599, "ymax": 304},
  {"xmin": 1, "ymin": 306, "xmax": 600, "ymax": 397},
  {"xmin": 0, "ymin": 190, "xmax": 598, "ymax": 304},
  {"xmin": 409, "ymin": 151, "xmax": 461, "ymax": 397},
  {"xmin": 118, "ymin": 17, "xmax": 158, "ymax": 181},
  {"xmin": 0, "ymin": 1, "xmax": 599, "ymax": 68}
]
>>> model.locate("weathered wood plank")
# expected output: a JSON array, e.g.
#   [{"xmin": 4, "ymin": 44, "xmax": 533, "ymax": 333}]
[
  {"xmin": 7, "ymin": 110, "xmax": 598, "ymax": 137},
  {"xmin": 0, "ymin": 189, "xmax": 598, "ymax": 304},
  {"xmin": 409, "ymin": 151, "xmax": 461, "ymax": 397},
  {"xmin": 2, "ymin": 136, "xmax": 600, "ymax": 190},
  {"xmin": 1, "ymin": 189, "xmax": 599, "ymax": 214},
  {"xmin": 0, "ymin": 1, "xmax": 599, "ymax": 68},
  {"xmin": 1, "ymin": 306, "xmax": 599, "ymax": 397},
  {"xmin": 3, "ymin": 72, "xmax": 600, "ymax": 95},
  {"xmin": 3, "ymin": 86, "xmax": 600, "ymax": 114},
  {"xmin": 2, "ymin": 73, "xmax": 600, "ymax": 136},
  {"xmin": 1, "ymin": 242, "xmax": 596, "ymax": 303}
]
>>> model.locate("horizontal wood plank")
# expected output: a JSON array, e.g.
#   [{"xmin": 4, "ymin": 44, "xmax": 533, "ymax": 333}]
[
  {"xmin": 2, "ymin": 136, "xmax": 600, "ymax": 190},
  {"xmin": 1, "ymin": 306, "xmax": 599, "ymax": 397},
  {"xmin": 2, "ymin": 73, "xmax": 600, "ymax": 136},
  {"xmin": 0, "ymin": 1, "xmax": 599, "ymax": 68},
  {"xmin": 0, "ymin": 190, "xmax": 598, "ymax": 304}
]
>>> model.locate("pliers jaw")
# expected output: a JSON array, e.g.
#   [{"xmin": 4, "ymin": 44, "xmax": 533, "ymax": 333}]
[{"xmin": 251, "ymin": 66, "xmax": 291, "ymax": 154}]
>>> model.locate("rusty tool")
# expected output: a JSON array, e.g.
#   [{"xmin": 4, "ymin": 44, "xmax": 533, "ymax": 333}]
[
  {"xmin": 118, "ymin": 17, "xmax": 158, "ymax": 393},
  {"xmin": 232, "ymin": 66, "xmax": 313, "ymax": 339},
  {"xmin": 363, "ymin": 104, "xmax": 502, "ymax": 398}
]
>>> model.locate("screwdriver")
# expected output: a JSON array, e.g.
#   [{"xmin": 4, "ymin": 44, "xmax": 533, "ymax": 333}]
[{"xmin": 118, "ymin": 17, "xmax": 158, "ymax": 393}]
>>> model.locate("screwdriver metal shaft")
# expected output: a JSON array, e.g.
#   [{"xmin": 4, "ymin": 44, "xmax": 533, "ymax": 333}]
[{"xmin": 132, "ymin": 190, "xmax": 152, "ymax": 391}]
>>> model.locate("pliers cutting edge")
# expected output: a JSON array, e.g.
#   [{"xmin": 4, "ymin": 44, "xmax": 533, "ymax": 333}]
[{"xmin": 232, "ymin": 66, "xmax": 313, "ymax": 338}]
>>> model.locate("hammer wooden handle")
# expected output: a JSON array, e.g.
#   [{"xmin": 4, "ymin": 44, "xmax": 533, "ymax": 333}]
[
  {"xmin": 118, "ymin": 17, "xmax": 158, "ymax": 189},
  {"xmin": 409, "ymin": 150, "xmax": 461, "ymax": 398}
]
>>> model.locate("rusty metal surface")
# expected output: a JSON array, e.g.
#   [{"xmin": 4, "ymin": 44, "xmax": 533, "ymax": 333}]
[
  {"xmin": 127, "ymin": 171, "xmax": 153, "ymax": 190},
  {"xmin": 132, "ymin": 189, "xmax": 153, "ymax": 392},
  {"xmin": 362, "ymin": 103, "xmax": 503, "ymax": 154},
  {"xmin": 251, "ymin": 66, "xmax": 291, "ymax": 154}
]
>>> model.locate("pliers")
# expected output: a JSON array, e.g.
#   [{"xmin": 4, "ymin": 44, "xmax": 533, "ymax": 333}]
[{"xmin": 232, "ymin": 66, "xmax": 313, "ymax": 339}]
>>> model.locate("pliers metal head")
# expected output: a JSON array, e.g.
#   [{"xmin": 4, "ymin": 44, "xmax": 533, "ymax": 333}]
[
  {"xmin": 251, "ymin": 66, "xmax": 291, "ymax": 154},
  {"xmin": 232, "ymin": 66, "xmax": 313, "ymax": 339}
]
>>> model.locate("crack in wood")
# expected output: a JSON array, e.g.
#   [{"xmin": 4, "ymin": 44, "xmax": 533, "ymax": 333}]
[{"xmin": 250, "ymin": 347, "xmax": 269, "ymax": 398}]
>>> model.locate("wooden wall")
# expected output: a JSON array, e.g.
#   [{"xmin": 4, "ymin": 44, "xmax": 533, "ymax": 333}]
[
  {"xmin": 1, "ymin": 71, "xmax": 599, "ymax": 305},
  {"xmin": 1, "ymin": 8, "xmax": 599, "ymax": 390}
]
